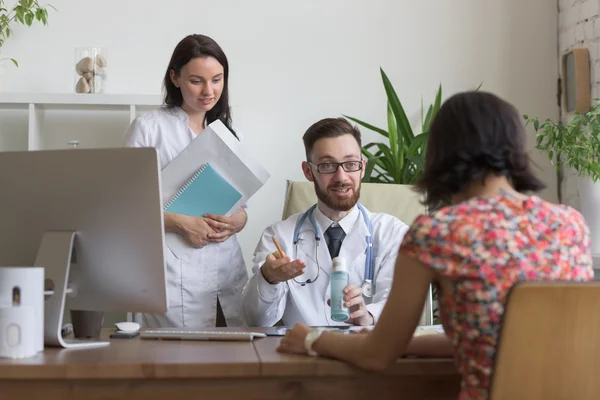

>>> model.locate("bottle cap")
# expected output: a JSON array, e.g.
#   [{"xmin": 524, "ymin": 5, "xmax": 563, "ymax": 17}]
[{"xmin": 332, "ymin": 257, "xmax": 347, "ymax": 272}]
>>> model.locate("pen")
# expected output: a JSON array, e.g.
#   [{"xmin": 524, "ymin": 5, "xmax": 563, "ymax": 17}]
[{"xmin": 272, "ymin": 237, "xmax": 286, "ymax": 259}]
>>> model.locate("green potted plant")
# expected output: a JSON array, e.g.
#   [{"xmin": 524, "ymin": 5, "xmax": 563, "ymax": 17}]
[
  {"xmin": 344, "ymin": 67, "xmax": 442, "ymax": 185},
  {"xmin": 524, "ymin": 100, "xmax": 600, "ymax": 254},
  {"xmin": 0, "ymin": 0, "xmax": 54, "ymax": 89},
  {"xmin": 343, "ymin": 68, "xmax": 444, "ymax": 324}
]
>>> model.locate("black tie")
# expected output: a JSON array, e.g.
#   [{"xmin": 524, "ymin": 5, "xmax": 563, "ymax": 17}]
[{"xmin": 325, "ymin": 224, "xmax": 346, "ymax": 259}]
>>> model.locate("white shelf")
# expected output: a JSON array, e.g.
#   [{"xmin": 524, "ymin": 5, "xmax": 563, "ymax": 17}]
[
  {"xmin": 0, "ymin": 92, "xmax": 162, "ymax": 106},
  {"xmin": 0, "ymin": 92, "xmax": 163, "ymax": 151}
]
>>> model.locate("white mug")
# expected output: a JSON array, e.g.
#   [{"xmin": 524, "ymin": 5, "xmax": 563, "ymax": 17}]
[
  {"xmin": 0, "ymin": 267, "xmax": 44, "ymax": 353},
  {"xmin": 0, "ymin": 305, "xmax": 37, "ymax": 358}
]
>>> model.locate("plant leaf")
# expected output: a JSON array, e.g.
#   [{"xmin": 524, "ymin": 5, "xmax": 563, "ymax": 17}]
[
  {"xmin": 362, "ymin": 156, "xmax": 380, "ymax": 183},
  {"xmin": 361, "ymin": 145, "xmax": 386, "ymax": 170},
  {"xmin": 374, "ymin": 143, "xmax": 394, "ymax": 171},
  {"xmin": 343, "ymin": 115, "xmax": 388, "ymax": 138},
  {"xmin": 387, "ymin": 101, "xmax": 400, "ymax": 179},
  {"xmin": 422, "ymin": 84, "xmax": 443, "ymax": 135},
  {"xmin": 380, "ymin": 67, "xmax": 413, "ymax": 146},
  {"xmin": 24, "ymin": 12, "xmax": 34, "ymax": 26},
  {"xmin": 407, "ymin": 132, "xmax": 429, "ymax": 156}
]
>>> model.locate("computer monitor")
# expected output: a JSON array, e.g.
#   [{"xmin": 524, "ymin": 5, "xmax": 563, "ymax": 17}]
[{"xmin": 0, "ymin": 148, "xmax": 167, "ymax": 349}]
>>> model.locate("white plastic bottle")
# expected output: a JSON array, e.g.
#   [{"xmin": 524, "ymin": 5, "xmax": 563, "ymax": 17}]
[{"xmin": 330, "ymin": 257, "xmax": 350, "ymax": 322}]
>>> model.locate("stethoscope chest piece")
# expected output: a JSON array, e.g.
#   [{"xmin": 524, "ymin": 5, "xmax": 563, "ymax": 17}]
[{"xmin": 361, "ymin": 280, "xmax": 374, "ymax": 298}]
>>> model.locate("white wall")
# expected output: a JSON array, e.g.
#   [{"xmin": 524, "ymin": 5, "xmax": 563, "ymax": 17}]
[{"xmin": 0, "ymin": 0, "xmax": 559, "ymax": 269}]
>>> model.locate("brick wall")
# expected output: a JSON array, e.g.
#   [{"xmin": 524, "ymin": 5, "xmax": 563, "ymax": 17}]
[{"xmin": 558, "ymin": 0, "xmax": 600, "ymax": 209}]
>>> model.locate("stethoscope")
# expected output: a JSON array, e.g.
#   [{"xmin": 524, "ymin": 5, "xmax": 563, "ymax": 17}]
[{"xmin": 291, "ymin": 203, "xmax": 375, "ymax": 297}]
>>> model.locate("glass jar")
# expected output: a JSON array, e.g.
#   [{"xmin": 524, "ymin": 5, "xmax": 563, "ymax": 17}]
[{"xmin": 74, "ymin": 47, "xmax": 107, "ymax": 94}]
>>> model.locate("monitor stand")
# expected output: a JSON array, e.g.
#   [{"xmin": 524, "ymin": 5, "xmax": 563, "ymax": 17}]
[{"xmin": 35, "ymin": 231, "xmax": 109, "ymax": 349}]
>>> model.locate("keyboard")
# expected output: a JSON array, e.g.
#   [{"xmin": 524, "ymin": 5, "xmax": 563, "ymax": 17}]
[{"xmin": 139, "ymin": 329, "xmax": 267, "ymax": 342}]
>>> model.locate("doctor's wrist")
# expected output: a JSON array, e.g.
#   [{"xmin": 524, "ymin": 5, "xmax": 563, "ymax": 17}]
[{"xmin": 260, "ymin": 266, "xmax": 276, "ymax": 285}]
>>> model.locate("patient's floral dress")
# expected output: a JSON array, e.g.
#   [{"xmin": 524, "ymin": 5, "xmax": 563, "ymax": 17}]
[{"xmin": 399, "ymin": 192, "xmax": 594, "ymax": 400}]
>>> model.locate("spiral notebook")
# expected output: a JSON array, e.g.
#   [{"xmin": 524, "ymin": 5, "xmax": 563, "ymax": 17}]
[{"xmin": 163, "ymin": 163, "xmax": 242, "ymax": 217}]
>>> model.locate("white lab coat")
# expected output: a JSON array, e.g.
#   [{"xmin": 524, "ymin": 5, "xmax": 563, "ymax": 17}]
[
  {"xmin": 241, "ymin": 204, "xmax": 408, "ymax": 327},
  {"xmin": 124, "ymin": 106, "xmax": 248, "ymax": 328}
]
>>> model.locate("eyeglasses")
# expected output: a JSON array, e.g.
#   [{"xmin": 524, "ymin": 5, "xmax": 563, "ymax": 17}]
[{"xmin": 308, "ymin": 161, "xmax": 363, "ymax": 174}]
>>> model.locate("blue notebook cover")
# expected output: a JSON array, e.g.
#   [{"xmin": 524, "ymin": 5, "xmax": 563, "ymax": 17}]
[{"xmin": 164, "ymin": 163, "xmax": 242, "ymax": 217}]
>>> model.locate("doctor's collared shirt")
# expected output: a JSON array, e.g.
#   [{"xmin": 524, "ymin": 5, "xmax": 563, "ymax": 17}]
[
  {"xmin": 241, "ymin": 204, "xmax": 409, "ymax": 327},
  {"xmin": 313, "ymin": 205, "xmax": 360, "ymax": 249}
]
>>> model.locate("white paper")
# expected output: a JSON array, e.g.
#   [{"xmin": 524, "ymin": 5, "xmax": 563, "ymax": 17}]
[
  {"xmin": 161, "ymin": 120, "xmax": 271, "ymax": 257},
  {"xmin": 413, "ymin": 324, "xmax": 445, "ymax": 336}
]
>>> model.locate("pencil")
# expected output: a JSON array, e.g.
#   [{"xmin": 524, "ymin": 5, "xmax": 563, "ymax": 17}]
[{"xmin": 272, "ymin": 237, "xmax": 286, "ymax": 259}]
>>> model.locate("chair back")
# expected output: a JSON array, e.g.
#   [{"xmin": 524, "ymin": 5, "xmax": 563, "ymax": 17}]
[{"xmin": 490, "ymin": 281, "xmax": 600, "ymax": 400}]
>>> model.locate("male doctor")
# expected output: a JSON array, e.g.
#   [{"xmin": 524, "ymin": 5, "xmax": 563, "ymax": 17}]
[{"xmin": 241, "ymin": 117, "xmax": 409, "ymax": 327}]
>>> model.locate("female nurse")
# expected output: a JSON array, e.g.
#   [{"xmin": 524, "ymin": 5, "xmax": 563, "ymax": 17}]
[{"xmin": 124, "ymin": 34, "xmax": 249, "ymax": 328}]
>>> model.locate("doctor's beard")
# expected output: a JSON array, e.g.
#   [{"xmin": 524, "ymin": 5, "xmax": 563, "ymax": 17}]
[{"xmin": 313, "ymin": 180, "xmax": 361, "ymax": 212}]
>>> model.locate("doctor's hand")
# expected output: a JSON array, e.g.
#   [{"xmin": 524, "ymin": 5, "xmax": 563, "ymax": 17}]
[
  {"xmin": 175, "ymin": 215, "xmax": 218, "ymax": 248},
  {"xmin": 261, "ymin": 253, "xmax": 306, "ymax": 285},
  {"xmin": 328, "ymin": 284, "xmax": 374, "ymax": 326},
  {"xmin": 204, "ymin": 209, "xmax": 247, "ymax": 243}
]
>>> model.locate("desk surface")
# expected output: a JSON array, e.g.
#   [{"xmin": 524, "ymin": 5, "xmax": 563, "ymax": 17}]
[
  {"xmin": 0, "ymin": 328, "xmax": 259, "ymax": 379},
  {"xmin": 0, "ymin": 328, "xmax": 458, "ymax": 380},
  {"xmin": 0, "ymin": 329, "xmax": 461, "ymax": 400}
]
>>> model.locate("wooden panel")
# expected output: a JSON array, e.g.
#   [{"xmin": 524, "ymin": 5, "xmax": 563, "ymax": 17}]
[
  {"xmin": 0, "ymin": 327, "xmax": 460, "ymax": 399},
  {"xmin": 253, "ymin": 336, "xmax": 318, "ymax": 376},
  {"xmin": 314, "ymin": 356, "xmax": 459, "ymax": 377},
  {"xmin": 561, "ymin": 48, "xmax": 591, "ymax": 114},
  {"xmin": 254, "ymin": 336, "xmax": 458, "ymax": 379},
  {"xmin": 0, "ymin": 329, "xmax": 260, "ymax": 379},
  {"xmin": 490, "ymin": 282, "xmax": 600, "ymax": 400},
  {"xmin": 1, "ymin": 376, "xmax": 460, "ymax": 400}
]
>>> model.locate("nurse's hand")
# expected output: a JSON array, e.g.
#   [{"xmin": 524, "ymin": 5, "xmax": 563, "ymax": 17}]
[
  {"xmin": 327, "ymin": 284, "xmax": 374, "ymax": 326},
  {"xmin": 204, "ymin": 209, "xmax": 247, "ymax": 242},
  {"xmin": 176, "ymin": 215, "xmax": 218, "ymax": 248},
  {"xmin": 261, "ymin": 253, "xmax": 306, "ymax": 285}
]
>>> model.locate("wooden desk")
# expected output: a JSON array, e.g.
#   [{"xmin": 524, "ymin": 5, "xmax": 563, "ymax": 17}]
[{"xmin": 0, "ymin": 329, "xmax": 460, "ymax": 400}]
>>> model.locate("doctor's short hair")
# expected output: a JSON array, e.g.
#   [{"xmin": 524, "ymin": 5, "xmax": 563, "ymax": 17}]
[
  {"xmin": 415, "ymin": 91, "xmax": 546, "ymax": 209},
  {"xmin": 302, "ymin": 118, "xmax": 362, "ymax": 160}
]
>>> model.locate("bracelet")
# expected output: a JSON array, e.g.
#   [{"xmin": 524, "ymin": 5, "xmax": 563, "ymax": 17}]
[
  {"xmin": 236, "ymin": 209, "xmax": 248, "ymax": 224},
  {"xmin": 304, "ymin": 328, "xmax": 325, "ymax": 356}
]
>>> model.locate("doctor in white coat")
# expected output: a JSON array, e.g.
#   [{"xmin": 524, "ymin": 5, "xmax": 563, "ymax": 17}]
[
  {"xmin": 241, "ymin": 118, "xmax": 409, "ymax": 327},
  {"xmin": 125, "ymin": 34, "xmax": 248, "ymax": 328}
]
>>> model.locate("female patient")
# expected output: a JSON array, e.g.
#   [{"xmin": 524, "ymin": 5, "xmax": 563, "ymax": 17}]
[
  {"xmin": 124, "ymin": 34, "xmax": 248, "ymax": 328},
  {"xmin": 277, "ymin": 91, "xmax": 594, "ymax": 399}
]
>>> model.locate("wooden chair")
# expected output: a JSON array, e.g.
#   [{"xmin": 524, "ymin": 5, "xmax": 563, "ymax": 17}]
[{"xmin": 489, "ymin": 281, "xmax": 600, "ymax": 400}]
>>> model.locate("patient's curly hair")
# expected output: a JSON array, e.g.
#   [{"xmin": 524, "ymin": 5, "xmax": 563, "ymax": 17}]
[{"xmin": 416, "ymin": 91, "xmax": 545, "ymax": 209}]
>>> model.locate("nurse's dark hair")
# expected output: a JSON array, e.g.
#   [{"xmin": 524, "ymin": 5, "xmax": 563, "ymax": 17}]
[
  {"xmin": 416, "ymin": 90, "xmax": 545, "ymax": 209},
  {"xmin": 163, "ymin": 34, "xmax": 236, "ymax": 138},
  {"xmin": 302, "ymin": 118, "xmax": 362, "ymax": 160}
]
